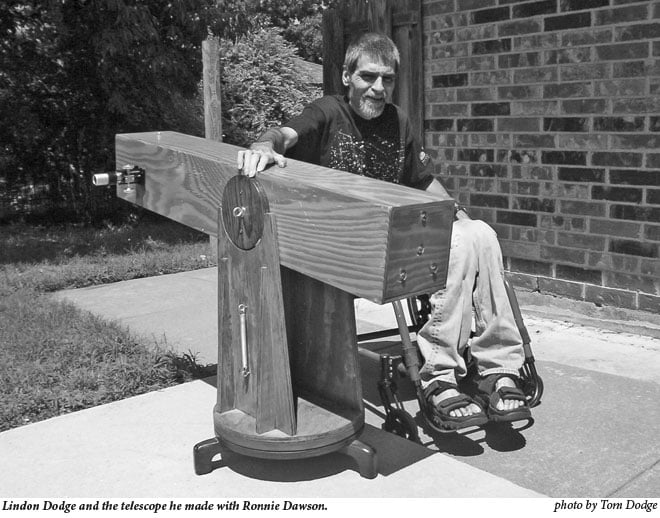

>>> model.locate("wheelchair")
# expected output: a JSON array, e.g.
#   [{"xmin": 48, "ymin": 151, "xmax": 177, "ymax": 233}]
[{"xmin": 357, "ymin": 277, "xmax": 544, "ymax": 443}]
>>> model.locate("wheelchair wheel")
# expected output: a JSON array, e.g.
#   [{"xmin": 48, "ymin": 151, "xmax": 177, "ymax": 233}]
[
  {"xmin": 522, "ymin": 374, "xmax": 544, "ymax": 408},
  {"xmin": 519, "ymin": 359, "xmax": 544, "ymax": 407},
  {"xmin": 383, "ymin": 408, "xmax": 420, "ymax": 443},
  {"xmin": 406, "ymin": 295, "xmax": 431, "ymax": 330}
]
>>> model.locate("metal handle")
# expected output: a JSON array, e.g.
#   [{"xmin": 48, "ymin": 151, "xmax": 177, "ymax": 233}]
[{"xmin": 238, "ymin": 304, "xmax": 250, "ymax": 377}]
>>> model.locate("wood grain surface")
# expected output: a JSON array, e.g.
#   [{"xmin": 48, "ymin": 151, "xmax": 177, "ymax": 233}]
[
  {"xmin": 217, "ymin": 212, "xmax": 296, "ymax": 436},
  {"xmin": 116, "ymin": 131, "xmax": 453, "ymax": 303}
]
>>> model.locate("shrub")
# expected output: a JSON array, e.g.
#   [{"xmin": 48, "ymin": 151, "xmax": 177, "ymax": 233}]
[
  {"xmin": 283, "ymin": 13, "xmax": 324, "ymax": 64},
  {"xmin": 219, "ymin": 27, "xmax": 322, "ymax": 147}
]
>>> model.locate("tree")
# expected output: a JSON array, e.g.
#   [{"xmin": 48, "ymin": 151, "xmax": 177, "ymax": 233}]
[
  {"xmin": 1, "ymin": 0, "xmax": 219, "ymax": 221},
  {"xmin": 0, "ymin": 0, "xmax": 328, "ymax": 222},
  {"xmin": 213, "ymin": 0, "xmax": 338, "ymax": 63}
]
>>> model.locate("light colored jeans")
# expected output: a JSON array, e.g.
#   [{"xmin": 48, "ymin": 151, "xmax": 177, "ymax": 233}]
[{"xmin": 417, "ymin": 218, "xmax": 524, "ymax": 386}]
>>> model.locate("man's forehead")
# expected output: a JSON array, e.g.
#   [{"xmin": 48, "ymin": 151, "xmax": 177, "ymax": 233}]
[{"xmin": 354, "ymin": 56, "xmax": 396, "ymax": 74}]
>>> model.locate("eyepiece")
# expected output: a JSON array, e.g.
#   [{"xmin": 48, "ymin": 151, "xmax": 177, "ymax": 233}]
[
  {"xmin": 92, "ymin": 172, "xmax": 120, "ymax": 186},
  {"xmin": 92, "ymin": 166, "xmax": 144, "ymax": 187}
]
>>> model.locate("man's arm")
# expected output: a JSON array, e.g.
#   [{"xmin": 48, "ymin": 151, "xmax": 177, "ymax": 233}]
[
  {"xmin": 425, "ymin": 178, "xmax": 470, "ymax": 220},
  {"xmin": 237, "ymin": 126, "xmax": 299, "ymax": 177}
]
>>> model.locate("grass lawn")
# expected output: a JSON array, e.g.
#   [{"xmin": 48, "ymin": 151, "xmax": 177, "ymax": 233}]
[{"xmin": 0, "ymin": 213, "xmax": 218, "ymax": 432}]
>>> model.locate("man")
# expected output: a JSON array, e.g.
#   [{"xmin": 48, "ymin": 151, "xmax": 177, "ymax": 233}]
[{"xmin": 237, "ymin": 32, "xmax": 531, "ymax": 431}]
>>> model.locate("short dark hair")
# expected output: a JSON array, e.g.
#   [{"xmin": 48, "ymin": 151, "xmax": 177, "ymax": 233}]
[{"xmin": 343, "ymin": 32, "xmax": 400, "ymax": 75}]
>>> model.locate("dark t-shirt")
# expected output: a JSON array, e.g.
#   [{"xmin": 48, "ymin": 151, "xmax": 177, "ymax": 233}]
[{"xmin": 284, "ymin": 95, "xmax": 434, "ymax": 190}]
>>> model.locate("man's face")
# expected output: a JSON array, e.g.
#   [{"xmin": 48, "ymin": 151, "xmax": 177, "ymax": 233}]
[{"xmin": 342, "ymin": 56, "xmax": 396, "ymax": 120}]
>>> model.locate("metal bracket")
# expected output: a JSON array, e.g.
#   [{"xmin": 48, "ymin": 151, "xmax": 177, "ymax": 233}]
[{"xmin": 92, "ymin": 165, "xmax": 145, "ymax": 187}]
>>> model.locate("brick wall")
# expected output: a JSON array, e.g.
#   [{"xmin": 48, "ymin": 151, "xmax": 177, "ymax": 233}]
[{"xmin": 422, "ymin": 0, "xmax": 660, "ymax": 313}]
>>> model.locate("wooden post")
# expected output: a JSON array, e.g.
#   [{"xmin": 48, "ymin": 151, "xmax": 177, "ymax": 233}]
[
  {"xmin": 202, "ymin": 37, "xmax": 222, "ymax": 143},
  {"xmin": 322, "ymin": 9, "xmax": 345, "ymax": 96},
  {"xmin": 391, "ymin": 0, "xmax": 424, "ymax": 144},
  {"xmin": 202, "ymin": 36, "xmax": 222, "ymax": 256}
]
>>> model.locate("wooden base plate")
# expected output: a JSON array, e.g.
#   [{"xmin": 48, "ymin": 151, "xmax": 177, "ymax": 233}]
[
  {"xmin": 213, "ymin": 398, "xmax": 363, "ymax": 457},
  {"xmin": 195, "ymin": 398, "xmax": 377, "ymax": 478}
]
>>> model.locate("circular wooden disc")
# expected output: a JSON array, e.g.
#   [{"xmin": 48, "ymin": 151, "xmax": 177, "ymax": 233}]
[
  {"xmin": 221, "ymin": 175, "xmax": 270, "ymax": 250},
  {"xmin": 213, "ymin": 400, "xmax": 364, "ymax": 457}
]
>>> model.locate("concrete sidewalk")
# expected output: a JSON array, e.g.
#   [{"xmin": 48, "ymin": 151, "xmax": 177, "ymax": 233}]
[{"xmin": 2, "ymin": 268, "xmax": 659, "ymax": 498}]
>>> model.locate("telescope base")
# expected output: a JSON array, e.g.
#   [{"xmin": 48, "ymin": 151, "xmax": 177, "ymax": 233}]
[{"xmin": 193, "ymin": 400, "xmax": 377, "ymax": 479}]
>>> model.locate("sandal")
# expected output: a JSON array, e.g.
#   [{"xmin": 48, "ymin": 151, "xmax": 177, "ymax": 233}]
[
  {"xmin": 476, "ymin": 374, "xmax": 532, "ymax": 423},
  {"xmin": 422, "ymin": 380, "xmax": 488, "ymax": 432}
]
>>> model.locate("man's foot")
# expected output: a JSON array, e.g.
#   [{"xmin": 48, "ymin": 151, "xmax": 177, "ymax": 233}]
[
  {"xmin": 423, "ymin": 380, "xmax": 488, "ymax": 431},
  {"xmin": 494, "ymin": 376, "xmax": 525, "ymax": 412},
  {"xmin": 433, "ymin": 388, "xmax": 482, "ymax": 418},
  {"xmin": 476, "ymin": 374, "xmax": 531, "ymax": 423}
]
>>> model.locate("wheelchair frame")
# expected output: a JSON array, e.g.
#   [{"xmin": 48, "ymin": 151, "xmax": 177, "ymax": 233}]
[{"xmin": 357, "ymin": 278, "xmax": 544, "ymax": 443}]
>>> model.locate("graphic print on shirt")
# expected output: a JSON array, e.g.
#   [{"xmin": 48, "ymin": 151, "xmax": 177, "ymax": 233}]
[{"xmin": 327, "ymin": 130, "xmax": 404, "ymax": 184}]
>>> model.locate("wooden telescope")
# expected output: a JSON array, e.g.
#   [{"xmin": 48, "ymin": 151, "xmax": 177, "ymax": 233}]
[{"xmin": 104, "ymin": 131, "xmax": 454, "ymax": 478}]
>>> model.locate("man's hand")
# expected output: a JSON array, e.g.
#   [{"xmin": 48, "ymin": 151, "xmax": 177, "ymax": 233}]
[{"xmin": 237, "ymin": 141, "xmax": 287, "ymax": 177}]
